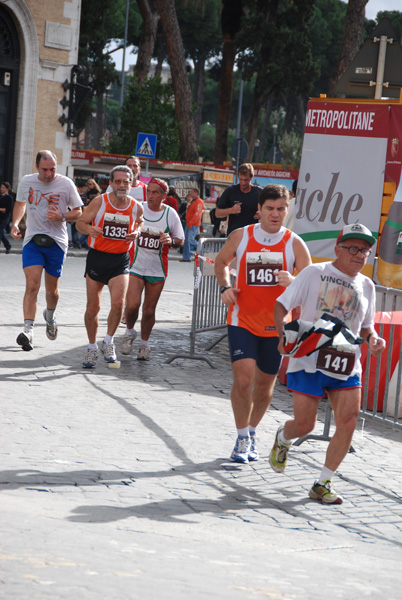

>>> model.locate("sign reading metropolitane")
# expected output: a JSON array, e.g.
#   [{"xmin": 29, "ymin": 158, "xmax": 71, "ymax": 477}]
[{"xmin": 294, "ymin": 100, "xmax": 389, "ymax": 273}]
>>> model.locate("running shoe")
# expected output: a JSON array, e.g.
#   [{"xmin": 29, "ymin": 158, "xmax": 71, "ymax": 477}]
[
  {"xmin": 269, "ymin": 426, "xmax": 291, "ymax": 473},
  {"xmin": 230, "ymin": 435, "xmax": 251, "ymax": 464},
  {"xmin": 137, "ymin": 344, "xmax": 151, "ymax": 361},
  {"xmin": 120, "ymin": 331, "xmax": 137, "ymax": 355},
  {"xmin": 248, "ymin": 432, "xmax": 259, "ymax": 461},
  {"xmin": 43, "ymin": 309, "xmax": 58, "ymax": 340},
  {"xmin": 16, "ymin": 331, "xmax": 33, "ymax": 351},
  {"xmin": 83, "ymin": 347, "xmax": 98, "ymax": 368},
  {"xmin": 101, "ymin": 341, "xmax": 117, "ymax": 363},
  {"xmin": 309, "ymin": 480, "xmax": 343, "ymax": 505}
]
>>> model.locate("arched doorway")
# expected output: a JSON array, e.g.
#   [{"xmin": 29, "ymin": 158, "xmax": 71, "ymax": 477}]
[{"xmin": 0, "ymin": 6, "xmax": 20, "ymax": 185}]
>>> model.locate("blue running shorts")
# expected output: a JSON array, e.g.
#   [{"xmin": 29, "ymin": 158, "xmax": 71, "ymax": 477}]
[
  {"xmin": 227, "ymin": 325, "xmax": 281, "ymax": 375},
  {"xmin": 287, "ymin": 370, "xmax": 361, "ymax": 399},
  {"xmin": 22, "ymin": 239, "xmax": 65, "ymax": 278}
]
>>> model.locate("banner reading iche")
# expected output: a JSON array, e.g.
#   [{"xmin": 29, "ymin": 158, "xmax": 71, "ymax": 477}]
[{"xmin": 294, "ymin": 101, "xmax": 389, "ymax": 274}]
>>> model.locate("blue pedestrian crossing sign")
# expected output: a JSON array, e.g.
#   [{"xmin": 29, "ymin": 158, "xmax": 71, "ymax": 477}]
[{"xmin": 136, "ymin": 132, "xmax": 158, "ymax": 158}]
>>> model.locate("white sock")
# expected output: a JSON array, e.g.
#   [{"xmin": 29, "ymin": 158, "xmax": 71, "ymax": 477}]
[
  {"xmin": 237, "ymin": 427, "xmax": 249, "ymax": 437},
  {"xmin": 88, "ymin": 343, "xmax": 98, "ymax": 350},
  {"xmin": 278, "ymin": 426, "xmax": 293, "ymax": 446},
  {"xmin": 24, "ymin": 319, "xmax": 34, "ymax": 334},
  {"xmin": 249, "ymin": 426, "xmax": 256, "ymax": 436},
  {"xmin": 318, "ymin": 466, "xmax": 334, "ymax": 484},
  {"xmin": 140, "ymin": 339, "xmax": 149, "ymax": 347},
  {"xmin": 104, "ymin": 334, "xmax": 114, "ymax": 345},
  {"xmin": 125, "ymin": 327, "xmax": 135, "ymax": 335}
]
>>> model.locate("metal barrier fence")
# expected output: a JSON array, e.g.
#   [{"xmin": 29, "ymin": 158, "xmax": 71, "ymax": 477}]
[
  {"xmin": 167, "ymin": 241, "xmax": 402, "ymax": 430},
  {"xmin": 165, "ymin": 238, "xmax": 229, "ymax": 368},
  {"xmin": 360, "ymin": 284, "xmax": 402, "ymax": 429}
]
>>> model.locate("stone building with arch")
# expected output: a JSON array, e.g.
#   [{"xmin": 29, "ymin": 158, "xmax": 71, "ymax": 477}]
[{"xmin": 0, "ymin": 0, "xmax": 81, "ymax": 188}]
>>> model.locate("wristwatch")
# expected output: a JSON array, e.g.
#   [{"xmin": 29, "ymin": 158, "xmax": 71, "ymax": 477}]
[
  {"xmin": 220, "ymin": 285, "xmax": 231, "ymax": 294},
  {"xmin": 61, "ymin": 213, "xmax": 66, "ymax": 223}
]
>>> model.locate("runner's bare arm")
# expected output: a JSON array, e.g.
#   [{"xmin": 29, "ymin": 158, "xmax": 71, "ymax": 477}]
[
  {"xmin": 76, "ymin": 196, "xmax": 103, "ymax": 236},
  {"xmin": 214, "ymin": 230, "xmax": 241, "ymax": 305},
  {"xmin": 126, "ymin": 205, "xmax": 144, "ymax": 241},
  {"xmin": 10, "ymin": 201, "xmax": 26, "ymax": 239},
  {"xmin": 274, "ymin": 301, "xmax": 290, "ymax": 354},
  {"xmin": 360, "ymin": 327, "xmax": 386, "ymax": 357},
  {"xmin": 277, "ymin": 236, "xmax": 312, "ymax": 287}
]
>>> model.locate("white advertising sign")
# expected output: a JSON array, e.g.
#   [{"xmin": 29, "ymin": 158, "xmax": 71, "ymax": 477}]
[{"xmin": 294, "ymin": 101, "xmax": 389, "ymax": 270}]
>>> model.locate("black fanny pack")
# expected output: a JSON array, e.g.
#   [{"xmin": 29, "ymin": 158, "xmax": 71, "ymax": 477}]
[{"xmin": 32, "ymin": 234, "xmax": 55, "ymax": 247}]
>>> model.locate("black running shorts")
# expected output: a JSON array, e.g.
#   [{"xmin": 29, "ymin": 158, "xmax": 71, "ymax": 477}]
[{"xmin": 85, "ymin": 248, "xmax": 130, "ymax": 285}]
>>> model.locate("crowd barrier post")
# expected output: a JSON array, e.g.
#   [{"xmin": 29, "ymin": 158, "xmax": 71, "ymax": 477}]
[{"xmin": 165, "ymin": 238, "xmax": 231, "ymax": 367}]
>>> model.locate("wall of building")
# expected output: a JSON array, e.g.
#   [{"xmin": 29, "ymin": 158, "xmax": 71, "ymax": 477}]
[{"xmin": 3, "ymin": 0, "xmax": 81, "ymax": 184}]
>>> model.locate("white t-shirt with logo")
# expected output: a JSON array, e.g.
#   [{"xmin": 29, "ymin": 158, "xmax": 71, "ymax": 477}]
[
  {"xmin": 277, "ymin": 261, "xmax": 375, "ymax": 379},
  {"xmin": 17, "ymin": 173, "xmax": 83, "ymax": 253}
]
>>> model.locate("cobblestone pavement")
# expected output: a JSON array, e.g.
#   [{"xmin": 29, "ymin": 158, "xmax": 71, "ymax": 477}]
[{"xmin": 1, "ymin": 252, "xmax": 402, "ymax": 599}]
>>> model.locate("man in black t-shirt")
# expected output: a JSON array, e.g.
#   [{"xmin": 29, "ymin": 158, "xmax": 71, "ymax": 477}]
[{"xmin": 216, "ymin": 163, "xmax": 261, "ymax": 235}]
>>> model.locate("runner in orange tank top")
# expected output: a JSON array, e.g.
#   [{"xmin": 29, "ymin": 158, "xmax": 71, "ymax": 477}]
[
  {"xmin": 215, "ymin": 184, "xmax": 311, "ymax": 464},
  {"xmin": 76, "ymin": 165, "xmax": 144, "ymax": 369}
]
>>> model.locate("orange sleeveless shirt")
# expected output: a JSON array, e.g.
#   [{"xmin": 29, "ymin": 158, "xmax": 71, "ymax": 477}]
[
  {"xmin": 227, "ymin": 225, "xmax": 293, "ymax": 337},
  {"xmin": 88, "ymin": 193, "xmax": 139, "ymax": 254}
]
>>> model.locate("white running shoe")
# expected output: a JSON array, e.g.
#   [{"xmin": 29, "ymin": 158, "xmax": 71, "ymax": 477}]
[
  {"xmin": 248, "ymin": 432, "xmax": 259, "ymax": 461},
  {"xmin": 43, "ymin": 309, "xmax": 58, "ymax": 340},
  {"xmin": 137, "ymin": 344, "xmax": 151, "ymax": 361},
  {"xmin": 16, "ymin": 331, "xmax": 33, "ymax": 351},
  {"xmin": 101, "ymin": 341, "xmax": 117, "ymax": 363},
  {"xmin": 120, "ymin": 331, "xmax": 137, "ymax": 355},
  {"xmin": 230, "ymin": 435, "xmax": 251, "ymax": 464},
  {"xmin": 83, "ymin": 347, "xmax": 98, "ymax": 368}
]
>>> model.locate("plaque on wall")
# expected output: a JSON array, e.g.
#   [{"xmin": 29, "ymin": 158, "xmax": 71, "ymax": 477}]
[{"xmin": 45, "ymin": 22, "xmax": 72, "ymax": 50}]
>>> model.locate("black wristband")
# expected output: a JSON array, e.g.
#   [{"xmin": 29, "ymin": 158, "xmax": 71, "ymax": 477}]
[
  {"xmin": 367, "ymin": 333, "xmax": 372, "ymax": 343},
  {"xmin": 220, "ymin": 285, "xmax": 231, "ymax": 294}
]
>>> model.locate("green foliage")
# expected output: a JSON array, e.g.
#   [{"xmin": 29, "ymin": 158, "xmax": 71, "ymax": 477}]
[
  {"xmin": 177, "ymin": 0, "xmax": 222, "ymax": 62},
  {"xmin": 198, "ymin": 123, "xmax": 216, "ymax": 161},
  {"xmin": 308, "ymin": 0, "xmax": 348, "ymax": 96},
  {"xmin": 278, "ymin": 131, "xmax": 302, "ymax": 169},
  {"xmin": 109, "ymin": 75, "xmax": 180, "ymax": 160},
  {"xmin": 236, "ymin": 0, "xmax": 319, "ymax": 98},
  {"xmin": 198, "ymin": 123, "xmax": 237, "ymax": 162}
]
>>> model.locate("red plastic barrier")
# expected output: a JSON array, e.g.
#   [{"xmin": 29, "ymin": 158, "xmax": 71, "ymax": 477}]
[{"xmin": 360, "ymin": 312, "xmax": 402, "ymax": 411}]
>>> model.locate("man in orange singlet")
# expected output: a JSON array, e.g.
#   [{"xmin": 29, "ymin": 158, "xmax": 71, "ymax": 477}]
[
  {"xmin": 215, "ymin": 184, "xmax": 311, "ymax": 463},
  {"xmin": 76, "ymin": 165, "xmax": 143, "ymax": 368}
]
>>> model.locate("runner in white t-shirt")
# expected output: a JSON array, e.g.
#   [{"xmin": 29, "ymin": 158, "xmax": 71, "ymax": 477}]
[
  {"xmin": 11, "ymin": 150, "xmax": 83, "ymax": 351},
  {"xmin": 268, "ymin": 224, "xmax": 386, "ymax": 505},
  {"xmin": 120, "ymin": 178, "xmax": 184, "ymax": 361}
]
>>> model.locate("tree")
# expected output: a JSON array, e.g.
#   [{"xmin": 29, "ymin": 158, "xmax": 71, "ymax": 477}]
[
  {"xmin": 237, "ymin": 0, "xmax": 318, "ymax": 162},
  {"xmin": 327, "ymin": 0, "xmax": 369, "ymax": 97},
  {"xmin": 176, "ymin": 0, "xmax": 222, "ymax": 143},
  {"xmin": 154, "ymin": 0, "xmax": 198, "ymax": 161},
  {"xmin": 134, "ymin": 0, "xmax": 160, "ymax": 84},
  {"xmin": 109, "ymin": 75, "xmax": 180, "ymax": 159},
  {"xmin": 78, "ymin": 0, "xmax": 143, "ymax": 146},
  {"xmin": 308, "ymin": 0, "xmax": 348, "ymax": 97},
  {"xmin": 213, "ymin": 0, "xmax": 244, "ymax": 165}
]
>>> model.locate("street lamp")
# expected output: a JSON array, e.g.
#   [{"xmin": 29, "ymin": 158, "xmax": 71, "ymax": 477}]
[
  {"xmin": 272, "ymin": 122, "xmax": 278, "ymax": 164},
  {"xmin": 254, "ymin": 138, "xmax": 260, "ymax": 163}
]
